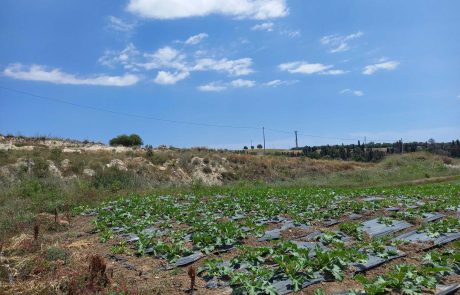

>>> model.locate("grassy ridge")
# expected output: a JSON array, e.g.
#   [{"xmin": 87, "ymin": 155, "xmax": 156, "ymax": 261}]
[{"xmin": 0, "ymin": 151, "xmax": 459, "ymax": 239}]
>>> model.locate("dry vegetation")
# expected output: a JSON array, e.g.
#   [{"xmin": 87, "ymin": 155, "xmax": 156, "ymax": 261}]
[{"xmin": 0, "ymin": 136, "xmax": 460, "ymax": 294}]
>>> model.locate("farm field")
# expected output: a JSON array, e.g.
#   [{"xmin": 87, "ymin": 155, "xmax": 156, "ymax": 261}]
[
  {"xmin": 2, "ymin": 182, "xmax": 460, "ymax": 294},
  {"xmin": 2, "ymin": 0, "xmax": 460, "ymax": 294}
]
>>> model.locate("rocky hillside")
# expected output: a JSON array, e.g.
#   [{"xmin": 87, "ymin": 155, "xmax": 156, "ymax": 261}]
[{"xmin": 0, "ymin": 135, "xmax": 368, "ymax": 186}]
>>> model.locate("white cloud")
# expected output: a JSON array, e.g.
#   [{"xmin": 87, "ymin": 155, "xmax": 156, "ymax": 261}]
[
  {"xmin": 198, "ymin": 78, "xmax": 298, "ymax": 92},
  {"xmin": 107, "ymin": 16, "xmax": 136, "ymax": 32},
  {"xmin": 127, "ymin": 0, "xmax": 288, "ymax": 20},
  {"xmin": 230, "ymin": 79, "xmax": 255, "ymax": 87},
  {"xmin": 281, "ymin": 30, "xmax": 301, "ymax": 38},
  {"xmin": 185, "ymin": 33, "xmax": 208, "ymax": 45},
  {"xmin": 193, "ymin": 58, "xmax": 253, "ymax": 76},
  {"xmin": 99, "ymin": 43, "xmax": 140, "ymax": 69},
  {"xmin": 320, "ymin": 69, "xmax": 347, "ymax": 75},
  {"xmin": 3, "ymin": 63, "xmax": 140, "ymax": 86},
  {"xmin": 140, "ymin": 46, "xmax": 188, "ymax": 71},
  {"xmin": 362, "ymin": 60, "xmax": 399, "ymax": 75},
  {"xmin": 198, "ymin": 82, "xmax": 227, "ymax": 92},
  {"xmin": 340, "ymin": 89, "xmax": 364, "ymax": 96},
  {"xmin": 264, "ymin": 79, "xmax": 298, "ymax": 87},
  {"xmin": 98, "ymin": 43, "xmax": 255, "ymax": 85},
  {"xmin": 198, "ymin": 79, "xmax": 256, "ymax": 92},
  {"xmin": 279, "ymin": 62, "xmax": 331, "ymax": 74},
  {"xmin": 252, "ymin": 22, "xmax": 274, "ymax": 32},
  {"xmin": 101, "ymin": 45, "xmax": 254, "ymax": 77},
  {"xmin": 153, "ymin": 71, "xmax": 189, "ymax": 84},
  {"xmin": 320, "ymin": 31, "xmax": 363, "ymax": 53},
  {"xmin": 279, "ymin": 61, "xmax": 346, "ymax": 75}
]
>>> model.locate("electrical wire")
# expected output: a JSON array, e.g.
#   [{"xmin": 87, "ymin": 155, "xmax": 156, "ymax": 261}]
[{"xmin": 0, "ymin": 85, "xmax": 400, "ymax": 144}]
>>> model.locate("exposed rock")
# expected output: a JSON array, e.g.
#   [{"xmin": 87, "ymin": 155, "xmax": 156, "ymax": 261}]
[
  {"xmin": 14, "ymin": 158, "xmax": 33, "ymax": 172},
  {"xmin": 47, "ymin": 160, "xmax": 62, "ymax": 178},
  {"xmin": 190, "ymin": 157, "xmax": 226, "ymax": 186},
  {"xmin": 83, "ymin": 168, "xmax": 96, "ymax": 177},
  {"xmin": 62, "ymin": 148, "xmax": 81, "ymax": 153},
  {"xmin": 61, "ymin": 159, "xmax": 70, "ymax": 170},
  {"xmin": 129, "ymin": 157, "xmax": 155, "ymax": 168},
  {"xmin": 170, "ymin": 167, "xmax": 192, "ymax": 184},
  {"xmin": 106, "ymin": 159, "xmax": 127, "ymax": 171}
]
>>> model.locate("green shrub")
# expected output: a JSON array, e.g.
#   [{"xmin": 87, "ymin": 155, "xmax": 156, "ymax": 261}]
[
  {"xmin": 32, "ymin": 157, "xmax": 49, "ymax": 178},
  {"xmin": 69, "ymin": 159, "xmax": 85, "ymax": 175},
  {"xmin": 45, "ymin": 246, "xmax": 69, "ymax": 263},
  {"xmin": 91, "ymin": 167, "xmax": 141, "ymax": 192},
  {"xmin": 109, "ymin": 134, "xmax": 143, "ymax": 147},
  {"xmin": 49, "ymin": 148, "xmax": 62, "ymax": 162}
]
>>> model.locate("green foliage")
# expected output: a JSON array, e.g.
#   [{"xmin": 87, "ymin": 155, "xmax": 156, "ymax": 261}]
[
  {"xmin": 355, "ymin": 263, "xmax": 446, "ymax": 295},
  {"xmin": 377, "ymin": 216, "xmax": 394, "ymax": 227},
  {"xmin": 420, "ymin": 217, "xmax": 460, "ymax": 238},
  {"xmin": 45, "ymin": 246, "xmax": 69, "ymax": 263},
  {"xmin": 49, "ymin": 148, "xmax": 62, "ymax": 162},
  {"xmin": 339, "ymin": 222, "xmax": 364, "ymax": 241},
  {"xmin": 91, "ymin": 167, "xmax": 142, "ymax": 192},
  {"xmin": 109, "ymin": 134, "xmax": 143, "ymax": 147},
  {"xmin": 32, "ymin": 157, "xmax": 49, "ymax": 178}
]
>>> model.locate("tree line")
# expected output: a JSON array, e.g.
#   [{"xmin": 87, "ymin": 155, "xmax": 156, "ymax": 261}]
[{"xmin": 283, "ymin": 139, "xmax": 460, "ymax": 162}]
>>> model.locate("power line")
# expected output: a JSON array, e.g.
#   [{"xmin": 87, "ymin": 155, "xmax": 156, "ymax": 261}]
[
  {"xmin": 0, "ymin": 85, "xmax": 258, "ymax": 130},
  {"xmin": 0, "ymin": 85, "xmax": 400, "ymax": 144}
]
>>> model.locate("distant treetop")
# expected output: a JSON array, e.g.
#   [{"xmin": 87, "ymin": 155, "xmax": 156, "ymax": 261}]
[{"xmin": 109, "ymin": 134, "xmax": 143, "ymax": 147}]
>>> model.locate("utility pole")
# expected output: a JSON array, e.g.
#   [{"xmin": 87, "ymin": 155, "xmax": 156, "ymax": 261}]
[
  {"xmin": 262, "ymin": 127, "xmax": 266, "ymax": 154},
  {"xmin": 295, "ymin": 131, "xmax": 298, "ymax": 149},
  {"xmin": 364, "ymin": 136, "xmax": 366, "ymax": 151}
]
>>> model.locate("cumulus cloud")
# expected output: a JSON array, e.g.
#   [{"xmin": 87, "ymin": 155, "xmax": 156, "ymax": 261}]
[
  {"xmin": 198, "ymin": 79, "xmax": 255, "ymax": 92},
  {"xmin": 198, "ymin": 78, "xmax": 299, "ymax": 92},
  {"xmin": 98, "ymin": 42, "xmax": 255, "ymax": 86},
  {"xmin": 99, "ymin": 43, "xmax": 140, "ymax": 69},
  {"xmin": 340, "ymin": 89, "xmax": 364, "ymax": 96},
  {"xmin": 3, "ymin": 63, "xmax": 140, "ymax": 86},
  {"xmin": 198, "ymin": 82, "xmax": 228, "ymax": 92},
  {"xmin": 193, "ymin": 58, "xmax": 254, "ymax": 76},
  {"xmin": 107, "ymin": 16, "xmax": 136, "ymax": 32},
  {"xmin": 141, "ymin": 46, "xmax": 188, "ymax": 71},
  {"xmin": 185, "ymin": 33, "xmax": 208, "ymax": 45},
  {"xmin": 281, "ymin": 30, "xmax": 301, "ymax": 38},
  {"xmin": 320, "ymin": 69, "xmax": 347, "ymax": 75},
  {"xmin": 252, "ymin": 22, "xmax": 274, "ymax": 32},
  {"xmin": 127, "ymin": 0, "xmax": 288, "ymax": 20},
  {"xmin": 320, "ymin": 31, "xmax": 363, "ymax": 53},
  {"xmin": 230, "ymin": 79, "xmax": 255, "ymax": 87},
  {"xmin": 264, "ymin": 79, "xmax": 298, "ymax": 87},
  {"xmin": 100, "ymin": 45, "xmax": 254, "ymax": 77},
  {"xmin": 154, "ymin": 70, "xmax": 189, "ymax": 84},
  {"xmin": 362, "ymin": 60, "xmax": 399, "ymax": 75},
  {"xmin": 279, "ymin": 61, "xmax": 346, "ymax": 75}
]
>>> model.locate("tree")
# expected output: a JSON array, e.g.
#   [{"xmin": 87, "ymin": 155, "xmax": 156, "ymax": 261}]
[
  {"xmin": 243, "ymin": 146, "xmax": 248, "ymax": 150},
  {"xmin": 251, "ymin": 145, "xmax": 254, "ymax": 150},
  {"xmin": 257, "ymin": 144, "xmax": 263, "ymax": 149},
  {"xmin": 109, "ymin": 134, "xmax": 143, "ymax": 147}
]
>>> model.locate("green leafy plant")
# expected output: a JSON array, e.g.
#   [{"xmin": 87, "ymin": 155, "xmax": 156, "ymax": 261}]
[
  {"xmin": 340, "ymin": 222, "xmax": 364, "ymax": 241},
  {"xmin": 377, "ymin": 217, "xmax": 394, "ymax": 227},
  {"xmin": 420, "ymin": 217, "xmax": 460, "ymax": 238}
]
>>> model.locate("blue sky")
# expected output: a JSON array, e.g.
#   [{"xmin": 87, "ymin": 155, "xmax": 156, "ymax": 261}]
[{"xmin": 0, "ymin": 0, "xmax": 459, "ymax": 149}]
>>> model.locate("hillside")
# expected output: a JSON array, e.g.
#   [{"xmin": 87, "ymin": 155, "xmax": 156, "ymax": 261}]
[
  {"xmin": 1, "ymin": 136, "xmax": 460, "ymax": 294},
  {"xmin": 0, "ymin": 135, "xmax": 371, "ymax": 187}
]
